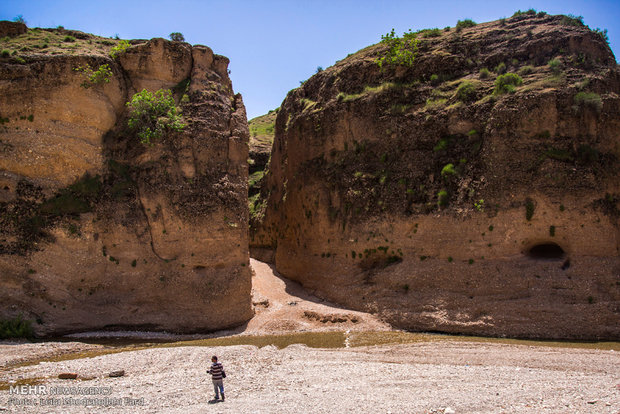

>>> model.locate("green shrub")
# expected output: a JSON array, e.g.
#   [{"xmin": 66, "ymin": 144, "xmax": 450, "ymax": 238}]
[
  {"xmin": 74, "ymin": 64, "xmax": 113, "ymax": 88},
  {"xmin": 548, "ymin": 58, "xmax": 562, "ymax": 74},
  {"xmin": 456, "ymin": 81, "xmax": 478, "ymax": 102},
  {"xmin": 560, "ymin": 14, "xmax": 584, "ymax": 26},
  {"xmin": 479, "ymin": 68, "xmax": 490, "ymax": 79},
  {"xmin": 0, "ymin": 315, "xmax": 34, "ymax": 339},
  {"xmin": 525, "ymin": 199, "xmax": 535, "ymax": 221},
  {"xmin": 455, "ymin": 19, "xmax": 477, "ymax": 32},
  {"xmin": 512, "ymin": 9, "xmax": 536, "ymax": 18},
  {"xmin": 593, "ymin": 28, "xmax": 609, "ymax": 44},
  {"xmin": 493, "ymin": 73, "xmax": 523, "ymax": 95},
  {"xmin": 519, "ymin": 65, "xmax": 534, "ymax": 75},
  {"xmin": 545, "ymin": 147, "xmax": 573, "ymax": 162},
  {"xmin": 1, "ymin": 50, "xmax": 10, "ymax": 57},
  {"xmin": 419, "ymin": 28, "xmax": 441, "ymax": 38},
  {"xmin": 110, "ymin": 39, "xmax": 130, "ymax": 58},
  {"xmin": 441, "ymin": 163, "xmax": 456, "ymax": 177},
  {"xmin": 40, "ymin": 174, "xmax": 101, "ymax": 216},
  {"xmin": 169, "ymin": 32, "xmax": 185, "ymax": 42},
  {"xmin": 434, "ymin": 138, "xmax": 449, "ymax": 151},
  {"xmin": 376, "ymin": 29, "xmax": 419, "ymax": 68},
  {"xmin": 574, "ymin": 92, "xmax": 602, "ymax": 112},
  {"xmin": 425, "ymin": 97, "xmax": 447, "ymax": 109},
  {"xmin": 13, "ymin": 15, "xmax": 26, "ymax": 24},
  {"xmin": 127, "ymin": 89, "xmax": 186, "ymax": 145},
  {"xmin": 494, "ymin": 62, "xmax": 506, "ymax": 74},
  {"xmin": 63, "ymin": 35, "xmax": 76, "ymax": 42},
  {"xmin": 437, "ymin": 189, "xmax": 449, "ymax": 206},
  {"xmin": 549, "ymin": 225, "xmax": 556, "ymax": 237},
  {"xmin": 430, "ymin": 74, "xmax": 440, "ymax": 85},
  {"xmin": 499, "ymin": 18, "xmax": 506, "ymax": 26}
]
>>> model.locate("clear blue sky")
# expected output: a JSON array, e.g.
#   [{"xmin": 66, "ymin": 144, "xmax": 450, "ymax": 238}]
[{"xmin": 2, "ymin": 0, "xmax": 619, "ymax": 119}]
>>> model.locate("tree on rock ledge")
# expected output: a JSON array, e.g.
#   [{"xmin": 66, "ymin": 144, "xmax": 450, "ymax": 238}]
[{"xmin": 169, "ymin": 32, "xmax": 185, "ymax": 42}]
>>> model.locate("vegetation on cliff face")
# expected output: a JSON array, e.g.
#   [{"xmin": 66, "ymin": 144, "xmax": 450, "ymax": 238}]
[
  {"xmin": 250, "ymin": 11, "xmax": 618, "ymax": 228},
  {"xmin": 127, "ymin": 89, "xmax": 186, "ymax": 145},
  {"xmin": 0, "ymin": 315, "xmax": 34, "ymax": 339},
  {"xmin": 248, "ymin": 109, "xmax": 277, "ymax": 220},
  {"xmin": 376, "ymin": 29, "xmax": 419, "ymax": 68},
  {"xmin": 1, "ymin": 25, "xmax": 253, "ymax": 334},
  {"xmin": 73, "ymin": 63, "xmax": 112, "ymax": 88},
  {"xmin": 249, "ymin": 12, "xmax": 620, "ymax": 340},
  {"xmin": 0, "ymin": 167, "xmax": 138, "ymax": 255}
]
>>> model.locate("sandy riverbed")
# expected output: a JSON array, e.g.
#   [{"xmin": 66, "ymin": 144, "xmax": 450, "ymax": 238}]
[{"xmin": 1, "ymin": 260, "xmax": 619, "ymax": 413}]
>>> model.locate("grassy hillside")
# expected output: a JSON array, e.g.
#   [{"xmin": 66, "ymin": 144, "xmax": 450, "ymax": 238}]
[
  {"xmin": 248, "ymin": 109, "xmax": 277, "ymax": 153},
  {"xmin": 0, "ymin": 26, "xmax": 130, "ymax": 61}
]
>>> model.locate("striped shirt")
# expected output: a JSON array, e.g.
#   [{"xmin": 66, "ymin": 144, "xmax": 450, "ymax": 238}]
[{"xmin": 208, "ymin": 362, "xmax": 224, "ymax": 380}]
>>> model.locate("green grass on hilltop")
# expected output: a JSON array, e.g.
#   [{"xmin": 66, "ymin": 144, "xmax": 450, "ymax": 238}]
[
  {"xmin": 0, "ymin": 27, "xmax": 128, "ymax": 60},
  {"xmin": 248, "ymin": 109, "xmax": 277, "ymax": 151}
]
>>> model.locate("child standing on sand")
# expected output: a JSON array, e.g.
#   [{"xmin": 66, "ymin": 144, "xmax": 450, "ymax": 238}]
[{"xmin": 207, "ymin": 355, "xmax": 226, "ymax": 401}]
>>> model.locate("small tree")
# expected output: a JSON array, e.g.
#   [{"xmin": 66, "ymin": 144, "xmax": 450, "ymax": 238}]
[
  {"xmin": 376, "ymin": 28, "xmax": 419, "ymax": 68},
  {"xmin": 13, "ymin": 15, "xmax": 26, "ymax": 25},
  {"xmin": 127, "ymin": 89, "xmax": 186, "ymax": 145},
  {"xmin": 109, "ymin": 40, "xmax": 130, "ymax": 58},
  {"xmin": 169, "ymin": 32, "xmax": 185, "ymax": 42}
]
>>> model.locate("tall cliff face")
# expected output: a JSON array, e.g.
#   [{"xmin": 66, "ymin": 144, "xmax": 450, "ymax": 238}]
[
  {"xmin": 252, "ymin": 14, "xmax": 620, "ymax": 339},
  {"xmin": 0, "ymin": 28, "xmax": 252, "ymax": 335}
]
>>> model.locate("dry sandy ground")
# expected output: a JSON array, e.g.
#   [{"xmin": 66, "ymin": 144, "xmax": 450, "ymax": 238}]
[
  {"xmin": 1, "ymin": 260, "xmax": 619, "ymax": 413},
  {"xmin": 243, "ymin": 259, "xmax": 391, "ymax": 335}
]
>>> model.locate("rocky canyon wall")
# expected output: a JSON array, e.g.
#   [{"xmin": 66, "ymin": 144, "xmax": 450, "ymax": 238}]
[
  {"xmin": 0, "ymin": 25, "xmax": 252, "ymax": 335},
  {"xmin": 252, "ymin": 14, "xmax": 620, "ymax": 339}
]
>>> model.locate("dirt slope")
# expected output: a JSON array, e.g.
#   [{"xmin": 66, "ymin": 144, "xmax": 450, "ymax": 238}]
[{"xmin": 245, "ymin": 259, "xmax": 391, "ymax": 334}]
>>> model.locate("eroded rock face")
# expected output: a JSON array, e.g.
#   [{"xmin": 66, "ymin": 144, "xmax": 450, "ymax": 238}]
[
  {"xmin": 252, "ymin": 14, "xmax": 620, "ymax": 340},
  {"xmin": 0, "ymin": 21, "xmax": 27, "ymax": 37},
  {"xmin": 0, "ymin": 37, "xmax": 252, "ymax": 335}
]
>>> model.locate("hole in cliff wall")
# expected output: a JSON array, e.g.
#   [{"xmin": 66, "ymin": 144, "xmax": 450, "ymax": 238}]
[{"xmin": 527, "ymin": 243, "xmax": 565, "ymax": 260}]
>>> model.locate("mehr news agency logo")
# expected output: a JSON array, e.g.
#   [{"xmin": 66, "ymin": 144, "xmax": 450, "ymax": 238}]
[{"xmin": 7, "ymin": 384, "xmax": 145, "ymax": 407}]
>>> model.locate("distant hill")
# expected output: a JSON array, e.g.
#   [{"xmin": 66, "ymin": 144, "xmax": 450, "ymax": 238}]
[{"xmin": 248, "ymin": 109, "xmax": 277, "ymax": 160}]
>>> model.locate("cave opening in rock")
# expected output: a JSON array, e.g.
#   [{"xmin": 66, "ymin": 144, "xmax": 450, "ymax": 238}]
[{"xmin": 527, "ymin": 243, "xmax": 565, "ymax": 259}]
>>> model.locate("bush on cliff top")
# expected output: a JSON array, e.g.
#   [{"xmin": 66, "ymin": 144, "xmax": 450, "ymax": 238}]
[
  {"xmin": 127, "ymin": 89, "xmax": 186, "ymax": 145},
  {"xmin": 169, "ymin": 32, "xmax": 185, "ymax": 42},
  {"xmin": 455, "ymin": 19, "xmax": 477, "ymax": 32},
  {"xmin": 376, "ymin": 28, "xmax": 419, "ymax": 68},
  {"xmin": 110, "ymin": 39, "xmax": 130, "ymax": 58}
]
